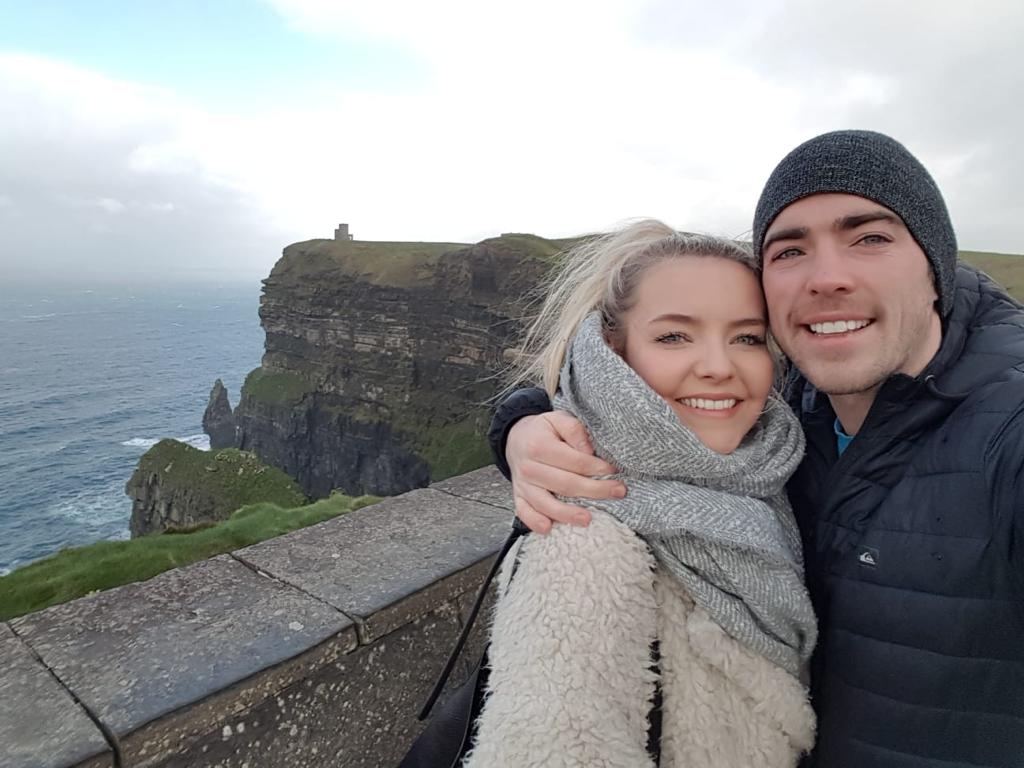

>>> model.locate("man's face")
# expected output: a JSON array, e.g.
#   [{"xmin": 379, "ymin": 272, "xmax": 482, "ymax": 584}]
[{"xmin": 760, "ymin": 193, "xmax": 942, "ymax": 396}]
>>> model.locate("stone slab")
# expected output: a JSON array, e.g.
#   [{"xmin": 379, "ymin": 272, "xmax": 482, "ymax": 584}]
[
  {"xmin": 121, "ymin": 620, "xmax": 361, "ymax": 768},
  {"xmin": 432, "ymin": 465, "xmax": 513, "ymax": 511},
  {"xmin": 150, "ymin": 592, "xmax": 490, "ymax": 768},
  {"xmin": 10, "ymin": 555, "xmax": 355, "ymax": 742},
  {"xmin": 0, "ymin": 633, "xmax": 113, "ymax": 768},
  {"xmin": 235, "ymin": 487, "xmax": 510, "ymax": 641}
]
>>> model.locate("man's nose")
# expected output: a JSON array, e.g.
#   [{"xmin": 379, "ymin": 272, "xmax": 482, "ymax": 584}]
[{"xmin": 806, "ymin": 244, "xmax": 855, "ymax": 296}]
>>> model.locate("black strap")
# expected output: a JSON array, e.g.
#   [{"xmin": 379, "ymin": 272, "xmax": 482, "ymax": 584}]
[
  {"xmin": 418, "ymin": 520, "xmax": 530, "ymax": 720},
  {"xmin": 647, "ymin": 640, "xmax": 662, "ymax": 764}
]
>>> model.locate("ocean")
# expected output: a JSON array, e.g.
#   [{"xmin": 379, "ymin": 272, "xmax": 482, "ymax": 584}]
[{"xmin": 0, "ymin": 281, "xmax": 265, "ymax": 575}]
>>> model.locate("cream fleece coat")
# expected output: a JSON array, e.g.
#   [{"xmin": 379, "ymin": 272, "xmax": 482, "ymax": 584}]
[{"xmin": 463, "ymin": 511, "xmax": 815, "ymax": 768}]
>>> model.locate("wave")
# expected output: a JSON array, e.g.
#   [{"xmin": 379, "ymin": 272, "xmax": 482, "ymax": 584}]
[{"xmin": 121, "ymin": 433, "xmax": 210, "ymax": 451}]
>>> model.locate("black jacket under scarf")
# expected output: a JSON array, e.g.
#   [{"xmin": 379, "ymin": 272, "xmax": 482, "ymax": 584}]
[{"xmin": 787, "ymin": 264, "xmax": 1024, "ymax": 768}]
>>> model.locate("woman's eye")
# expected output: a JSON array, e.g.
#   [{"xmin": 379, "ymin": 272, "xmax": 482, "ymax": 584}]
[
  {"xmin": 734, "ymin": 334, "xmax": 766, "ymax": 346},
  {"xmin": 655, "ymin": 332, "xmax": 688, "ymax": 344}
]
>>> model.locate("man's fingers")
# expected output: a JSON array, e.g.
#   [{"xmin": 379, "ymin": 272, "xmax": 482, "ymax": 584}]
[
  {"xmin": 516, "ymin": 483, "xmax": 592, "ymax": 527},
  {"xmin": 520, "ymin": 459, "xmax": 625, "ymax": 501},
  {"xmin": 546, "ymin": 411, "xmax": 596, "ymax": 455},
  {"xmin": 513, "ymin": 497, "xmax": 552, "ymax": 534},
  {"xmin": 538, "ymin": 439, "xmax": 618, "ymax": 480}
]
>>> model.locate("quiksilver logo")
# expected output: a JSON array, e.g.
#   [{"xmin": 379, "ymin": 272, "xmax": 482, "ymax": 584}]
[{"xmin": 857, "ymin": 547, "xmax": 879, "ymax": 568}]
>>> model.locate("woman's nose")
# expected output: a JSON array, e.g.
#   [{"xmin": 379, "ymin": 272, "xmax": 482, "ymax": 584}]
[{"xmin": 694, "ymin": 342, "xmax": 732, "ymax": 380}]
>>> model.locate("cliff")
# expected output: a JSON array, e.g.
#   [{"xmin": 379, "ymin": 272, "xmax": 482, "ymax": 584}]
[
  {"xmin": 126, "ymin": 440, "xmax": 307, "ymax": 537},
  {"xmin": 205, "ymin": 234, "xmax": 569, "ymax": 497}
]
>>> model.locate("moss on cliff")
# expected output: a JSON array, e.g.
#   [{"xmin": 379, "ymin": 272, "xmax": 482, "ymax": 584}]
[
  {"xmin": 408, "ymin": 413, "xmax": 493, "ymax": 481},
  {"xmin": 0, "ymin": 492, "xmax": 379, "ymax": 621},
  {"xmin": 243, "ymin": 369, "xmax": 316, "ymax": 406},
  {"xmin": 135, "ymin": 440, "xmax": 307, "ymax": 519}
]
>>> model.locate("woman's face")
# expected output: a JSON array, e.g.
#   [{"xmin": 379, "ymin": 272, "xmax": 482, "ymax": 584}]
[{"xmin": 615, "ymin": 256, "xmax": 774, "ymax": 454}]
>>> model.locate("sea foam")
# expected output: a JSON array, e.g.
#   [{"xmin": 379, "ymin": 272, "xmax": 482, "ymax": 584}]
[{"xmin": 121, "ymin": 434, "xmax": 211, "ymax": 451}]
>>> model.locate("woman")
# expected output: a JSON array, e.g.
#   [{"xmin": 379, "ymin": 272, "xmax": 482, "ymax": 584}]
[{"xmin": 464, "ymin": 220, "xmax": 817, "ymax": 767}]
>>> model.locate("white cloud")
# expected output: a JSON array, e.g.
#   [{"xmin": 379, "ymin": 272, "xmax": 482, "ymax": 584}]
[
  {"xmin": 2, "ymin": 0, "xmax": 1023, "ymax": 287},
  {"xmin": 0, "ymin": 53, "xmax": 288, "ymax": 282},
  {"xmin": 255, "ymin": 0, "xmax": 1024, "ymax": 252}
]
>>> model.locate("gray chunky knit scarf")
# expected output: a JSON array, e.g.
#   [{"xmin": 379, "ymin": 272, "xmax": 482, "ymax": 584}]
[{"xmin": 553, "ymin": 312, "xmax": 817, "ymax": 678}]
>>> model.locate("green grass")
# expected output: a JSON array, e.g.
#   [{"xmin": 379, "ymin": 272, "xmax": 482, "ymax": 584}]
[
  {"xmin": 0, "ymin": 493, "xmax": 379, "ymax": 621},
  {"xmin": 484, "ymin": 233, "xmax": 569, "ymax": 262},
  {"xmin": 411, "ymin": 412, "xmax": 493, "ymax": 481},
  {"xmin": 242, "ymin": 368, "xmax": 316, "ymax": 406},
  {"xmin": 271, "ymin": 233, "xmax": 572, "ymax": 289},
  {"xmin": 959, "ymin": 250, "xmax": 1024, "ymax": 301},
  {"xmin": 275, "ymin": 239, "xmax": 469, "ymax": 288}
]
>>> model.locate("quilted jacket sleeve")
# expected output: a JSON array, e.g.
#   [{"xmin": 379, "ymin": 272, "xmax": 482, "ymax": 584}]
[
  {"xmin": 985, "ymin": 403, "xmax": 1024, "ymax": 584},
  {"xmin": 487, "ymin": 387, "xmax": 552, "ymax": 479}
]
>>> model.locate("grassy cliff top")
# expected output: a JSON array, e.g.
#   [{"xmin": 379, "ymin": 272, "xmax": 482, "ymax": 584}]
[
  {"xmin": 132, "ymin": 440, "xmax": 308, "ymax": 514},
  {"xmin": 275, "ymin": 239, "xmax": 467, "ymax": 288},
  {"xmin": 959, "ymin": 250, "xmax": 1024, "ymax": 300},
  {"xmin": 268, "ymin": 233, "xmax": 574, "ymax": 289}
]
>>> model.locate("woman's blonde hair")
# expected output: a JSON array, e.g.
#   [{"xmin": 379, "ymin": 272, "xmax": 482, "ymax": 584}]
[{"xmin": 508, "ymin": 219, "xmax": 784, "ymax": 396}]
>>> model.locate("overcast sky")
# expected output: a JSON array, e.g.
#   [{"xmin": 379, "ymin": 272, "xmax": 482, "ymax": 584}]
[{"xmin": 1, "ymin": 0, "xmax": 1021, "ymax": 283}]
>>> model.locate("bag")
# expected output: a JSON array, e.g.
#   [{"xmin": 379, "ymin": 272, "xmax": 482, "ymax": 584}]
[{"xmin": 399, "ymin": 522, "xmax": 528, "ymax": 768}]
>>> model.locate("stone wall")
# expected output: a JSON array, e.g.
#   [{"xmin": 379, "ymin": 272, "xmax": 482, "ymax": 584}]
[{"xmin": 0, "ymin": 467, "xmax": 513, "ymax": 768}]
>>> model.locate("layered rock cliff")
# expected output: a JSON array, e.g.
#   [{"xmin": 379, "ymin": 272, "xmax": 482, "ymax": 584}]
[{"xmin": 205, "ymin": 234, "xmax": 566, "ymax": 498}]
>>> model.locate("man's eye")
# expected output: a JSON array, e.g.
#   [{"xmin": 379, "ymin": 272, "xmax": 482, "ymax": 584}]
[
  {"xmin": 770, "ymin": 247, "xmax": 801, "ymax": 262},
  {"xmin": 857, "ymin": 234, "xmax": 891, "ymax": 246}
]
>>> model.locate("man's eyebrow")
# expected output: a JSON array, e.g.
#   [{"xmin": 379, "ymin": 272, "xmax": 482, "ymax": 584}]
[
  {"xmin": 762, "ymin": 226, "xmax": 807, "ymax": 253},
  {"xmin": 836, "ymin": 211, "xmax": 900, "ymax": 230}
]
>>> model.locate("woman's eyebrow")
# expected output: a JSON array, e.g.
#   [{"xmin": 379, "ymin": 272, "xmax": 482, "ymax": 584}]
[
  {"xmin": 650, "ymin": 313, "xmax": 696, "ymax": 324},
  {"xmin": 649, "ymin": 313, "xmax": 765, "ymax": 327}
]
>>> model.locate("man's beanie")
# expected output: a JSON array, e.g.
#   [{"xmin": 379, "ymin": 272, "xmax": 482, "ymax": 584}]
[{"xmin": 753, "ymin": 130, "xmax": 958, "ymax": 317}]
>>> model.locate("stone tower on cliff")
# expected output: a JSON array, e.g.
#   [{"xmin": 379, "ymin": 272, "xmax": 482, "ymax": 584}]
[{"xmin": 334, "ymin": 223, "xmax": 353, "ymax": 241}]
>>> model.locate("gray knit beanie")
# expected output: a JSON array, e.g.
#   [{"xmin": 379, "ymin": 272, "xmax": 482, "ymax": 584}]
[{"xmin": 753, "ymin": 130, "xmax": 958, "ymax": 317}]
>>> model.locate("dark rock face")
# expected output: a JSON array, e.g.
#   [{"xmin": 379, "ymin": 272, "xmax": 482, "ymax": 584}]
[
  {"xmin": 207, "ymin": 235, "xmax": 556, "ymax": 498},
  {"xmin": 126, "ymin": 461, "xmax": 221, "ymax": 538},
  {"xmin": 203, "ymin": 379, "xmax": 235, "ymax": 450},
  {"xmin": 231, "ymin": 393, "xmax": 431, "ymax": 498}
]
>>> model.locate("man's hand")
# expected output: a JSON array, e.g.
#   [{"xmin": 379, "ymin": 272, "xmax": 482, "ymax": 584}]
[{"xmin": 508, "ymin": 410, "xmax": 625, "ymax": 533}]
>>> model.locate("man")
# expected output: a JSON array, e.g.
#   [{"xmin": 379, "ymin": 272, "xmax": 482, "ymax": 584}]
[{"xmin": 489, "ymin": 130, "xmax": 1024, "ymax": 766}]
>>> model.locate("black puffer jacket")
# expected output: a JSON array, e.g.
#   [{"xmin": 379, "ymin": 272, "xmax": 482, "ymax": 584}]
[
  {"xmin": 487, "ymin": 265, "xmax": 1024, "ymax": 767},
  {"xmin": 788, "ymin": 264, "xmax": 1024, "ymax": 767}
]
